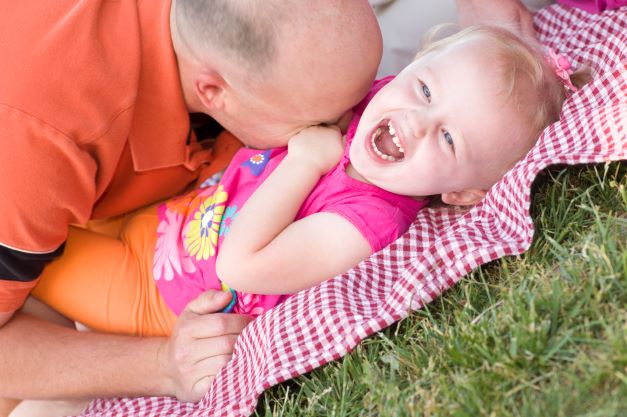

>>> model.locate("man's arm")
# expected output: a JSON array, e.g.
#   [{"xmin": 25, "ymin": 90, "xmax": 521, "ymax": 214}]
[
  {"xmin": 0, "ymin": 290, "xmax": 251, "ymax": 402},
  {"xmin": 0, "ymin": 311, "xmax": 12, "ymax": 328},
  {"xmin": 0, "ymin": 312, "xmax": 168, "ymax": 399},
  {"xmin": 456, "ymin": 0, "xmax": 536, "ymax": 38}
]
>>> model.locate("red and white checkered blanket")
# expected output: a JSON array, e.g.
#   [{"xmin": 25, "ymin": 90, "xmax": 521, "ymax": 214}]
[{"xmin": 80, "ymin": 4, "xmax": 626, "ymax": 417}]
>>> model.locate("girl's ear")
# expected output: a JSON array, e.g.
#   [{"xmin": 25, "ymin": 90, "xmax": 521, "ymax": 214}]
[
  {"xmin": 195, "ymin": 69, "xmax": 227, "ymax": 111},
  {"xmin": 441, "ymin": 189, "xmax": 487, "ymax": 206}
]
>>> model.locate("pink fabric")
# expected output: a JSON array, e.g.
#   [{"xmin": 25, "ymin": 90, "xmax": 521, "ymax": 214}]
[
  {"xmin": 556, "ymin": 0, "xmax": 626, "ymax": 13},
  {"xmin": 80, "ymin": 5, "xmax": 626, "ymax": 416},
  {"xmin": 154, "ymin": 85, "xmax": 425, "ymax": 316}
]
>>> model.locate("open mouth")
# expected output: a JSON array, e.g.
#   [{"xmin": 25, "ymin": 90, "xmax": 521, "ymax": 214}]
[{"xmin": 370, "ymin": 119, "xmax": 405, "ymax": 162}]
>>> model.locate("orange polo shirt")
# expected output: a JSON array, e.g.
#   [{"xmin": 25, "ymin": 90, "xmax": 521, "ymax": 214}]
[{"xmin": 0, "ymin": 0, "xmax": 216, "ymax": 312}]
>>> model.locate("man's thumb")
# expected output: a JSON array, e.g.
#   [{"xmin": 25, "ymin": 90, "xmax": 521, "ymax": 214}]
[{"xmin": 184, "ymin": 290, "xmax": 231, "ymax": 315}]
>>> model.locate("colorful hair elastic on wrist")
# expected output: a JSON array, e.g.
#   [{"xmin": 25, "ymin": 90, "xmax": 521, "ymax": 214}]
[
  {"xmin": 545, "ymin": 48, "xmax": 578, "ymax": 92},
  {"xmin": 221, "ymin": 288, "xmax": 237, "ymax": 313}
]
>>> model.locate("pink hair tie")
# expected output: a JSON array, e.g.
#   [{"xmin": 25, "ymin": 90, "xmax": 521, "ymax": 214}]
[{"xmin": 546, "ymin": 48, "xmax": 578, "ymax": 92}]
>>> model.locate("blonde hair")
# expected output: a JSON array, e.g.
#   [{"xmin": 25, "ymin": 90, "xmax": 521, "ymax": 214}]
[{"xmin": 416, "ymin": 25, "xmax": 590, "ymax": 168}]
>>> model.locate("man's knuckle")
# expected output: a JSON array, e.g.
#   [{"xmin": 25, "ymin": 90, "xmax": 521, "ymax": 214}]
[
  {"xmin": 174, "ymin": 345, "xmax": 189, "ymax": 363},
  {"xmin": 213, "ymin": 316, "xmax": 229, "ymax": 334},
  {"xmin": 225, "ymin": 335, "xmax": 238, "ymax": 350},
  {"xmin": 177, "ymin": 319, "xmax": 197, "ymax": 337},
  {"xmin": 216, "ymin": 336, "xmax": 235, "ymax": 353},
  {"xmin": 178, "ymin": 363, "xmax": 193, "ymax": 377}
]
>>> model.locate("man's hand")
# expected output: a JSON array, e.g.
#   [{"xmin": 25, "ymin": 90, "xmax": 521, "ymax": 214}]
[
  {"xmin": 159, "ymin": 290, "xmax": 252, "ymax": 402},
  {"xmin": 456, "ymin": 0, "xmax": 536, "ymax": 39},
  {"xmin": 288, "ymin": 125, "xmax": 344, "ymax": 176}
]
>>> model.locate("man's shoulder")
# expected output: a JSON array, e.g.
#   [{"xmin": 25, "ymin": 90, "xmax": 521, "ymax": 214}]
[{"xmin": 0, "ymin": 1, "xmax": 142, "ymax": 143}]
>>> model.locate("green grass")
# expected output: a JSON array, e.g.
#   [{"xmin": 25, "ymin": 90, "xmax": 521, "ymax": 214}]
[{"xmin": 254, "ymin": 162, "xmax": 626, "ymax": 417}]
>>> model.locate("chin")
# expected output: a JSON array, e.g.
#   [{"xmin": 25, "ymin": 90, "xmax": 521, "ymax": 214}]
[{"xmin": 234, "ymin": 133, "xmax": 269, "ymax": 150}]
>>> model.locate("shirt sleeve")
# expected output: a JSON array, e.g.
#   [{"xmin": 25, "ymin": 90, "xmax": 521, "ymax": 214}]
[
  {"xmin": 325, "ymin": 198, "xmax": 408, "ymax": 254},
  {"xmin": 0, "ymin": 244, "xmax": 65, "ymax": 312},
  {"xmin": 0, "ymin": 107, "xmax": 96, "ymax": 311}
]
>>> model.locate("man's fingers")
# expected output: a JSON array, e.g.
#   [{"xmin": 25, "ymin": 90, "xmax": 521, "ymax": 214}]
[
  {"xmin": 193, "ymin": 354, "xmax": 233, "ymax": 378},
  {"xmin": 181, "ymin": 313, "xmax": 253, "ymax": 339},
  {"xmin": 166, "ymin": 291, "xmax": 254, "ymax": 402},
  {"xmin": 187, "ymin": 334, "xmax": 239, "ymax": 365},
  {"xmin": 174, "ymin": 307, "xmax": 253, "ymax": 342},
  {"xmin": 190, "ymin": 376, "xmax": 213, "ymax": 402},
  {"xmin": 183, "ymin": 354, "xmax": 233, "ymax": 402},
  {"xmin": 183, "ymin": 290, "xmax": 232, "ymax": 315}
]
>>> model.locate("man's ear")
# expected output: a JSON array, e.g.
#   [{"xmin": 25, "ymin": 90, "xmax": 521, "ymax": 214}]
[
  {"xmin": 195, "ymin": 69, "xmax": 227, "ymax": 111},
  {"xmin": 441, "ymin": 189, "xmax": 487, "ymax": 206}
]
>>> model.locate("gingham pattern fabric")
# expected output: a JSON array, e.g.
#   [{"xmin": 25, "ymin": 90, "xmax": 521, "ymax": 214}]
[{"xmin": 80, "ymin": 5, "xmax": 626, "ymax": 417}]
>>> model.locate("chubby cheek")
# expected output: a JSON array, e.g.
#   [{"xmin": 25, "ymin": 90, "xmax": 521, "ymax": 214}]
[
  {"xmin": 347, "ymin": 148, "xmax": 366, "ymax": 176},
  {"xmin": 349, "ymin": 131, "xmax": 367, "ymax": 156},
  {"xmin": 403, "ymin": 155, "xmax": 454, "ymax": 195}
]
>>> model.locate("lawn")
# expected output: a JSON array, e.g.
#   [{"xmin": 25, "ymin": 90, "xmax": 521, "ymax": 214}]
[{"xmin": 254, "ymin": 161, "xmax": 626, "ymax": 417}]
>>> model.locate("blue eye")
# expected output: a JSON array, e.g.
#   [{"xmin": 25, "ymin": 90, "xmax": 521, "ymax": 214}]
[
  {"xmin": 421, "ymin": 83, "xmax": 431, "ymax": 100},
  {"xmin": 443, "ymin": 131, "xmax": 454, "ymax": 146}
]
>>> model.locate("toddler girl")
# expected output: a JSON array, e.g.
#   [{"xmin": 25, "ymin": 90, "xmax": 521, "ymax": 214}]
[{"xmin": 32, "ymin": 25, "xmax": 586, "ymax": 337}]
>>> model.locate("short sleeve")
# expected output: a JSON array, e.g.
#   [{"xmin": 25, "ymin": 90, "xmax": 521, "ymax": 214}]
[
  {"xmin": 0, "ymin": 107, "xmax": 96, "ymax": 310},
  {"xmin": 326, "ymin": 199, "xmax": 409, "ymax": 253}
]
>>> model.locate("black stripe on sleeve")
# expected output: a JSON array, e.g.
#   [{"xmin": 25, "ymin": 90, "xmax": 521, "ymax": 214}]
[{"xmin": 0, "ymin": 243, "xmax": 66, "ymax": 282}]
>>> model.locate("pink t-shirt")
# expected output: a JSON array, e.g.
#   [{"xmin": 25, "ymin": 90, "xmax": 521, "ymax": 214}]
[{"xmin": 153, "ymin": 79, "xmax": 428, "ymax": 316}]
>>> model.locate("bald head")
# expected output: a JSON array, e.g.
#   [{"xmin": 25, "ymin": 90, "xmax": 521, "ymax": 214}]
[
  {"xmin": 173, "ymin": 0, "xmax": 382, "ymax": 148},
  {"xmin": 175, "ymin": 0, "xmax": 380, "ymax": 72},
  {"xmin": 174, "ymin": 0, "xmax": 281, "ymax": 70}
]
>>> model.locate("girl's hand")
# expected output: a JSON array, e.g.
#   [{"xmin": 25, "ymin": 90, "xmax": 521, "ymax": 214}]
[{"xmin": 287, "ymin": 125, "xmax": 344, "ymax": 175}]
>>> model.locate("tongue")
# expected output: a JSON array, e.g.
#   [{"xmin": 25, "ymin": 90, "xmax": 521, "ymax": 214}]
[{"xmin": 376, "ymin": 129, "xmax": 404, "ymax": 159}]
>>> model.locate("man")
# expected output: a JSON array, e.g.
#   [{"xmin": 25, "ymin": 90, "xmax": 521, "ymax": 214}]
[
  {"xmin": 0, "ymin": 0, "xmax": 536, "ymax": 411},
  {"xmin": 0, "ymin": 0, "xmax": 381, "ymax": 409}
]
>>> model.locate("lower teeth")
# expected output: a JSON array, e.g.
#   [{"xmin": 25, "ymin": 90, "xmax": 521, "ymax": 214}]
[{"xmin": 371, "ymin": 137, "xmax": 399, "ymax": 161}]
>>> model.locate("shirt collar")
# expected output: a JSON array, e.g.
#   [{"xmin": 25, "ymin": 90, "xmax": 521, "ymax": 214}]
[{"xmin": 128, "ymin": 0, "xmax": 191, "ymax": 172}]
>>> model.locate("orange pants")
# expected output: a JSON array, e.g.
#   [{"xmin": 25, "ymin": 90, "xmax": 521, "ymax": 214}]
[
  {"xmin": 31, "ymin": 132, "xmax": 242, "ymax": 337},
  {"xmin": 32, "ymin": 205, "xmax": 176, "ymax": 337}
]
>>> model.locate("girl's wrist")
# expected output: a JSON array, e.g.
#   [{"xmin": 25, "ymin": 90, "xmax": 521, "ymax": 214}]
[{"xmin": 284, "ymin": 151, "xmax": 329, "ymax": 178}]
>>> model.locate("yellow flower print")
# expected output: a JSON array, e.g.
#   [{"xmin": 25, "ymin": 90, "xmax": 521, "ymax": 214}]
[{"xmin": 184, "ymin": 185, "xmax": 228, "ymax": 260}]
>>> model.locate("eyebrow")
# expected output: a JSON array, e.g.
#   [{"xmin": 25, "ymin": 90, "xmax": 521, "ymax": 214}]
[
  {"xmin": 424, "ymin": 66, "xmax": 469, "ymax": 162},
  {"xmin": 424, "ymin": 66, "xmax": 441, "ymax": 96}
]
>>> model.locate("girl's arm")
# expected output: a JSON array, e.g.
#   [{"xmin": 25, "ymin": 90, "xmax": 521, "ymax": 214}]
[{"xmin": 216, "ymin": 126, "xmax": 372, "ymax": 295}]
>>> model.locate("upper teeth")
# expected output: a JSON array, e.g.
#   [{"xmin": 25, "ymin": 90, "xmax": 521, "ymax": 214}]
[
  {"xmin": 388, "ymin": 121, "xmax": 396, "ymax": 136},
  {"xmin": 370, "ymin": 121, "xmax": 405, "ymax": 161},
  {"xmin": 388, "ymin": 121, "xmax": 405, "ymax": 153}
]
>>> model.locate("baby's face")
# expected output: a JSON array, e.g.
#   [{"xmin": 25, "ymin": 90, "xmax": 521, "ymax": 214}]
[{"xmin": 349, "ymin": 39, "xmax": 528, "ymax": 199}]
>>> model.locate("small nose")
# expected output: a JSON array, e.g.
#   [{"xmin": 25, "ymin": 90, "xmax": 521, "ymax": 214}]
[{"xmin": 405, "ymin": 109, "xmax": 429, "ymax": 139}]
